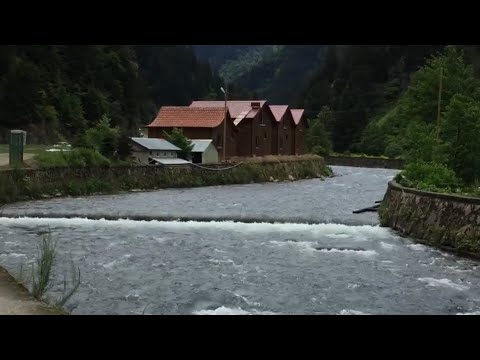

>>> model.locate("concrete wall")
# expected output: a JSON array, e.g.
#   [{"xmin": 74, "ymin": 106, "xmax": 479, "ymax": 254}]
[
  {"xmin": 325, "ymin": 156, "xmax": 405, "ymax": 169},
  {"xmin": 0, "ymin": 156, "xmax": 330, "ymax": 206},
  {"xmin": 379, "ymin": 181, "xmax": 480, "ymax": 257},
  {"xmin": 132, "ymin": 150, "xmax": 177, "ymax": 165}
]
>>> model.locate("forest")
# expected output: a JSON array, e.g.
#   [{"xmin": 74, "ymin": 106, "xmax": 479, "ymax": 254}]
[
  {"xmin": 0, "ymin": 45, "xmax": 223, "ymax": 144},
  {"xmin": 2, "ymin": 45, "xmax": 480, "ymax": 164}
]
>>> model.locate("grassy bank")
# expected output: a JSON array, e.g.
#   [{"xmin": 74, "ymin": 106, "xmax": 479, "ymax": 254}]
[
  {"xmin": 0, "ymin": 144, "xmax": 50, "ymax": 155},
  {"xmin": 0, "ymin": 155, "xmax": 331, "ymax": 205}
]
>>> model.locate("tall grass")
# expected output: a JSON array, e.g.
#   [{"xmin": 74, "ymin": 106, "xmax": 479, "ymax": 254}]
[
  {"xmin": 16, "ymin": 232, "xmax": 81, "ymax": 310},
  {"xmin": 31, "ymin": 233, "xmax": 57, "ymax": 299}
]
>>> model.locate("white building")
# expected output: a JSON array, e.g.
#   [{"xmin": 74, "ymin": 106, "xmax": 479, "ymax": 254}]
[
  {"xmin": 190, "ymin": 139, "xmax": 219, "ymax": 164},
  {"xmin": 130, "ymin": 137, "xmax": 181, "ymax": 165}
]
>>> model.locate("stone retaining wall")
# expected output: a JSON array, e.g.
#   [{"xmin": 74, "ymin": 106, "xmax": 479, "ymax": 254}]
[{"xmin": 379, "ymin": 181, "xmax": 480, "ymax": 257}]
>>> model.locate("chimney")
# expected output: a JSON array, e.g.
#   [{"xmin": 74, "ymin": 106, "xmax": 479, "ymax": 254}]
[{"xmin": 251, "ymin": 101, "xmax": 261, "ymax": 109}]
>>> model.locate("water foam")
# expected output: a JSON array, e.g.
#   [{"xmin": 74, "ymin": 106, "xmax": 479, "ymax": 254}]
[
  {"xmin": 4, "ymin": 241, "xmax": 19, "ymax": 246},
  {"xmin": 418, "ymin": 277, "xmax": 469, "ymax": 291},
  {"xmin": 380, "ymin": 242, "xmax": 398, "ymax": 251},
  {"xmin": 339, "ymin": 309, "xmax": 369, "ymax": 315},
  {"xmin": 0, "ymin": 217, "xmax": 390, "ymax": 238},
  {"xmin": 0, "ymin": 253, "xmax": 26, "ymax": 258},
  {"xmin": 317, "ymin": 248, "xmax": 378, "ymax": 257},
  {"xmin": 456, "ymin": 311, "xmax": 480, "ymax": 315},
  {"xmin": 269, "ymin": 240, "xmax": 316, "ymax": 252},
  {"xmin": 408, "ymin": 244, "xmax": 427, "ymax": 251},
  {"xmin": 193, "ymin": 306, "xmax": 276, "ymax": 315}
]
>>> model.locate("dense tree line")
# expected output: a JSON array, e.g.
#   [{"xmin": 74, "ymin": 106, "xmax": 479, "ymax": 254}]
[
  {"xmin": 0, "ymin": 45, "xmax": 222, "ymax": 144},
  {"xmin": 196, "ymin": 45, "xmax": 480, "ymax": 157}
]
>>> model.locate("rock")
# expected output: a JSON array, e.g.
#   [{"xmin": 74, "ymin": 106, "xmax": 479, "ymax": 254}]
[
  {"xmin": 269, "ymin": 176, "xmax": 275, "ymax": 182},
  {"xmin": 273, "ymin": 179, "xmax": 279, "ymax": 183},
  {"xmin": 55, "ymin": 192, "xmax": 62, "ymax": 197},
  {"xmin": 288, "ymin": 174, "xmax": 295, "ymax": 181}
]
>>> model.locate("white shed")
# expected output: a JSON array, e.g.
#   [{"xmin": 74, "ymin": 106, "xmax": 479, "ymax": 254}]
[
  {"xmin": 130, "ymin": 137, "xmax": 180, "ymax": 164},
  {"xmin": 190, "ymin": 139, "xmax": 219, "ymax": 164}
]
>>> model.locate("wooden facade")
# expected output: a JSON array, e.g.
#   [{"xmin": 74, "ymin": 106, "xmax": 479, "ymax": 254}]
[{"xmin": 146, "ymin": 101, "xmax": 307, "ymax": 160}]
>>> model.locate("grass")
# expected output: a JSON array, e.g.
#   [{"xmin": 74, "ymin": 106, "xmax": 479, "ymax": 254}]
[
  {"xmin": 16, "ymin": 232, "xmax": 81, "ymax": 311},
  {"xmin": 0, "ymin": 144, "xmax": 51, "ymax": 155},
  {"xmin": 330, "ymin": 152, "xmax": 390, "ymax": 159},
  {"xmin": 31, "ymin": 233, "xmax": 57, "ymax": 299},
  {"xmin": 230, "ymin": 154, "xmax": 324, "ymax": 163}
]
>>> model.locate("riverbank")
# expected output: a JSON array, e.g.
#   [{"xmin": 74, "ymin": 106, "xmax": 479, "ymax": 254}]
[
  {"xmin": 0, "ymin": 267, "xmax": 65, "ymax": 315},
  {"xmin": 325, "ymin": 155, "xmax": 404, "ymax": 169},
  {"xmin": 379, "ymin": 181, "xmax": 480, "ymax": 258},
  {"xmin": 0, "ymin": 155, "xmax": 331, "ymax": 206}
]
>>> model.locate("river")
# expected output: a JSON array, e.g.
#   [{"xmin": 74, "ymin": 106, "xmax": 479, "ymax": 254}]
[{"xmin": 0, "ymin": 166, "xmax": 479, "ymax": 315}]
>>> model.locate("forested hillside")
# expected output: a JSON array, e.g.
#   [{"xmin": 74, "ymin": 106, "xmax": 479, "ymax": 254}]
[
  {"xmin": 3, "ymin": 44, "xmax": 479, "ymax": 154},
  {"xmin": 0, "ymin": 45, "xmax": 222, "ymax": 143},
  {"xmin": 193, "ymin": 45, "xmax": 327, "ymax": 104}
]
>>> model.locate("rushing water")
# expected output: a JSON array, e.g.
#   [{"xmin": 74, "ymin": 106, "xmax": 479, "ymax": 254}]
[{"xmin": 1, "ymin": 166, "xmax": 479, "ymax": 315}]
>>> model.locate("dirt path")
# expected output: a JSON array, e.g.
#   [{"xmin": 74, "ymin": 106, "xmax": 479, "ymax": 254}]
[
  {"xmin": 0, "ymin": 153, "xmax": 34, "ymax": 167},
  {"xmin": 0, "ymin": 267, "xmax": 65, "ymax": 315}
]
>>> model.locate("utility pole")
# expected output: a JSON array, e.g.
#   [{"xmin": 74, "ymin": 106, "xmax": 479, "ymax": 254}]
[
  {"xmin": 221, "ymin": 84, "xmax": 228, "ymax": 161},
  {"xmin": 436, "ymin": 66, "xmax": 443, "ymax": 139}
]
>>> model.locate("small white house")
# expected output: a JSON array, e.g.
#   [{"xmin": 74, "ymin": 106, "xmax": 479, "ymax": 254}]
[
  {"xmin": 130, "ymin": 137, "xmax": 180, "ymax": 164},
  {"xmin": 190, "ymin": 139, "xmax": 219, "ymax": 164}
]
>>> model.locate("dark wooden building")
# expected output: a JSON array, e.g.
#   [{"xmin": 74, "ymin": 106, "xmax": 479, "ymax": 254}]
[
  {"xmin": 269, "ymin": 105, "xmax": 296, "ymax": 155},
  {"xmin": 291, "ymin": 109, "xmax": 308, "ymax": 155},
  {"xmin": 190, "ymin": 100, "xmax": 275, "ymax": 158},
  {"xmin": 146, "ymin": 100, "xmax": 308, "ymax": 161}
]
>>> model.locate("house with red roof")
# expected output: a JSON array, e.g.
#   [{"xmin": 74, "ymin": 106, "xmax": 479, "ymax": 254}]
[
  {"xmin": 291, "ymin": 109, "xmax": 308, "ymax": 155},
  {"xmin": 190, "ymin": 100, "xmax": 275, "ymax": 158},
  {"xmin": 269, "ymin": 105, "xmax": 296, "ymax": 155},
  {"xmin": 146, "ymin": 106, "xmax": 236, "ymax": 160},
  {"xmin": 145, "ymin": 100, "xmax": 308, "ymax": 160}
]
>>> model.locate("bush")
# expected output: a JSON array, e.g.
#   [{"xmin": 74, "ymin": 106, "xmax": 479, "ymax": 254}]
[
  {"xmin": 34, "ymin": 148, "xmax": 110, "ymax": 168},
  {"xmin": 384, "ymin": 142, "xmax": 403, "ymax": 159},
  {"xmin": 396, "ymin": 161, "xmax": 460, "ymax": 192},
  {"xmin": 83, "ymin": 114, "xmax": 120, "ymax": 158},
  {"xmin": 163, "ymin": 128, "xmax": 193, "ymax": 160}
]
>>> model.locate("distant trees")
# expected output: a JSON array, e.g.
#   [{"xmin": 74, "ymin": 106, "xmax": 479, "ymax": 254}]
[
  {"xmin": 0, "ymin": 45, "xmax": 222, "ymax": 144},
  {"xmin": 386, "ymin": 47, "xmax": 480, "ymax": 190},
  {"xmin": 306, "ymin": 106, "xmax": 333, "ymax": 156}
]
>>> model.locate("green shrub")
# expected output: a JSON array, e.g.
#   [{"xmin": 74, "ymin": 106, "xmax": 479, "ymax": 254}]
[
  {"xmin": 34, "ymin": 152, "xmax": 69, "ymax": 167},
  {"xmin": 384, "ymin": 142, "xmax": 403, "ymax": 159},
  {"xmin": 396, "ymin": 161, "xmax": 460, "ymax": 192},
  {"xmin": 33, "ymin": 148, "xmax": 110, "ymax": 168}
]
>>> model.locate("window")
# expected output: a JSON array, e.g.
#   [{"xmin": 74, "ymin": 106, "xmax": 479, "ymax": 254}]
[
  {"xmin": 260, "ymin": 114, "xmax": 266, "ymax": 126},
  {"xmin": 255, "ymin": 136, "xmax": 259, "ymax": 148},
  {"xmin": 163, "ymin": 152, "xmax": 167, "ymax": 157}
]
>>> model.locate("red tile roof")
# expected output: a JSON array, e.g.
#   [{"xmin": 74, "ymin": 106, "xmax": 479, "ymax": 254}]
[
  {"xmin": 190, "ymin": 100, "xmax": 267, "ymax": 118},
  {"xmin": 269, "ymin": 105, "xmax": 289, "ymax": 122},
  {"xmin": 147, "ymin": 107, "xmax": 226, "ymax": 128},
  {"xmin": 291, "ymin": 109, "xmax": 305, "ymax": 125}
]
